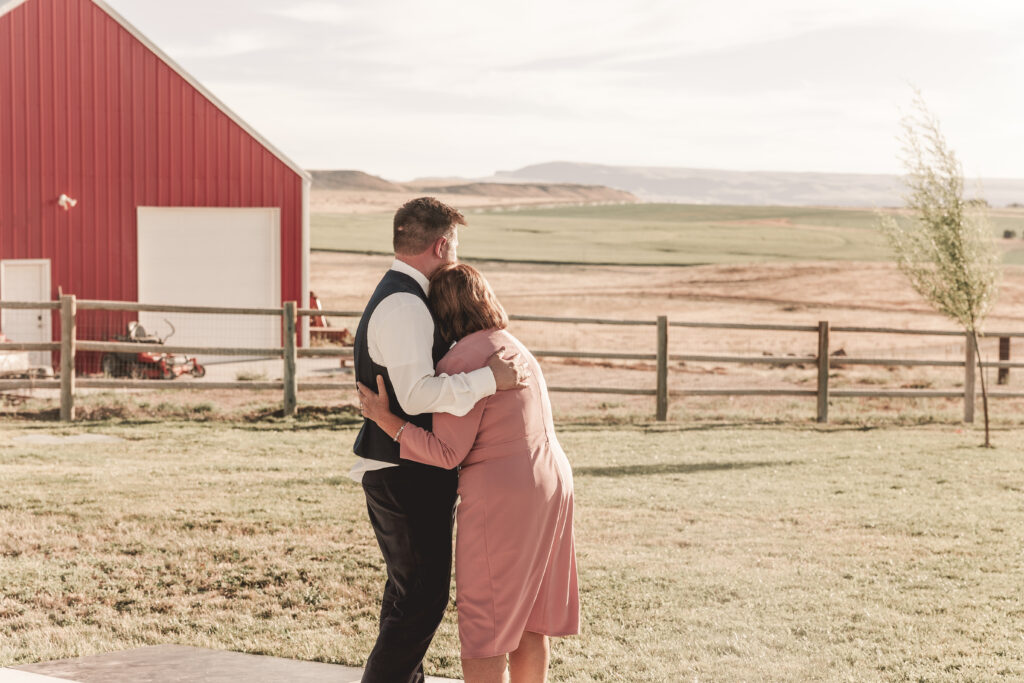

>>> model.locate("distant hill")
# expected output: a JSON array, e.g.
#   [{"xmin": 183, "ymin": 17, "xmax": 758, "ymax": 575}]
[
  {"xmin": 309, "ymin": 170, "xmax": 405, "ymax": 192},
  {"xmin": 493, "ymin": 161, "xmax": 1024, "ymax": 208},
  {"xmin": 402, "ymin": 181, "xmax": 634, "ymax": 202},
  {"xmin": 309, "ymin": 169, "xmax": 637, "ymax": 205}
]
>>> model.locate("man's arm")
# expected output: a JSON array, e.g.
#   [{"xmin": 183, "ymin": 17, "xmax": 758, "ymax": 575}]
[{"xmin": 369, "ymin": 294, "xmax": 521, "ymax": 417}]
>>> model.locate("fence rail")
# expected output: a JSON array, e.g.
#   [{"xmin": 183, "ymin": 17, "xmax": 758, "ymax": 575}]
[
  {"xmin": 75, "ymin": 341, "xmax": 285, "ymax": 356},
  {"xmin": 1, "ymin": 297, "xmax": 1022, "ymax": 422},
  {"xmin": 76, "ymin": 300, "xmax": 285, "ymax": 315}
]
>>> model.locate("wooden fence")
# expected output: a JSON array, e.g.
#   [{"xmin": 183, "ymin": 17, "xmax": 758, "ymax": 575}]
[{"xmin": 1, "ymin": 296, "xmax": 1023, "ymax": 423}]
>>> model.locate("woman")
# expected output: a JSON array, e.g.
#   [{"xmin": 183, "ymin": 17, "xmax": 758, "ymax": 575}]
[{"xmin": 357, "ymin": 263, "xmax": 579, "ymax": 683}]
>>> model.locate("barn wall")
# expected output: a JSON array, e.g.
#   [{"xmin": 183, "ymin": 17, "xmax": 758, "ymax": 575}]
[{"xmin": 0, "ymin": 0, "xmax": 304, "ymax": 359}]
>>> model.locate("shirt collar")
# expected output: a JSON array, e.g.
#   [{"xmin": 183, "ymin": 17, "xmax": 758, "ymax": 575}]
[{"xmin": 390, "ymin": 259, "xmax": 430, "ymax": 295}]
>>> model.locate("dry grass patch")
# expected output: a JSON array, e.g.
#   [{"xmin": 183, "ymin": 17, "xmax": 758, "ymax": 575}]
[
  {"xmin": 0, "ymin": 391, "xmax": 363, "ymax": 426},
  {"xmin": 2, "ymin": 422, "xmax": 1024, "ymax": 680}
]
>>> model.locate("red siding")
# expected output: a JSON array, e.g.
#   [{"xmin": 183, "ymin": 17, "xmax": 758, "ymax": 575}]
[{"xmin": 0, "ymin": 0, "xmax": 304, "ymax": 354}]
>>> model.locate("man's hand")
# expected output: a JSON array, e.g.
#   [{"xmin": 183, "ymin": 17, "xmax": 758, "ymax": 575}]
[{"xmin": 487, "ymin": 346, "xmax": 530, "ymax": 391}]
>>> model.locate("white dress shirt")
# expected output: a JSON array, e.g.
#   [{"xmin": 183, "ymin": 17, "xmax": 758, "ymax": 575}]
[{"xmin": 349, "ymin": 259, "xmax": 497, "ymax": 482}]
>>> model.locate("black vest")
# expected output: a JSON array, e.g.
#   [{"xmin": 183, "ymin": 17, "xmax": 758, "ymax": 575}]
[{"xmin": 352, "ymin": 269, "xmax": 449, "ymax": 465}]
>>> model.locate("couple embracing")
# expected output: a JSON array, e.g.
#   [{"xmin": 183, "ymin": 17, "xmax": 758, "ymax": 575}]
[{"xmin": 350, "ymin": 197, "xmax": 580, "ymax": 683}]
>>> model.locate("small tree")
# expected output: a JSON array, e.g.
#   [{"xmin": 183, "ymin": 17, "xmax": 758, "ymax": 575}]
[{"xmin": 880, "ymin": 92, "xmax": 1001, "ymax": 447}]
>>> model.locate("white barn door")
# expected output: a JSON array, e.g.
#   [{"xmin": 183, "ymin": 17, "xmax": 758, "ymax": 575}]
[
  {"xmin": 137, "ymin": 208, "xmax": 281, "ymax": 361},
  {"xmin": 0, "ymin": 259, "xmax": 53, "ymax": 367}
]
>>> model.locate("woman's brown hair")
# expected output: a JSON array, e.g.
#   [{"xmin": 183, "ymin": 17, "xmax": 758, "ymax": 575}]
[{"xmin": 429, "ymin": 263, "xmax": 509, "ymax": 343}]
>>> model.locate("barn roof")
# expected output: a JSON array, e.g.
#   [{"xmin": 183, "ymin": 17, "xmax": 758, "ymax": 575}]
[{"xmin": 0, "ymin": 0, "xmax": 312, "ymax": 182}]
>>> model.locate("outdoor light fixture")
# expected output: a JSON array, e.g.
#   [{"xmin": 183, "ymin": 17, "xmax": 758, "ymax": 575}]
[{"xmin": 57, "ymin": 194, "xmax": 78, "ymax": 211}]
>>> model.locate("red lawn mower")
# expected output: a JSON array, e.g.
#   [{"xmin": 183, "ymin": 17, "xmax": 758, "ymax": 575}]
[{"xmin": 100, "ymin": 320, "xmax": 206, "ymax": 380}]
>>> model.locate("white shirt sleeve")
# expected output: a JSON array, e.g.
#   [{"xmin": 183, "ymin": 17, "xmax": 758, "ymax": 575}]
[{"xmin": 367, "ymin": 292, "xmax": 496, "ymax": 417}]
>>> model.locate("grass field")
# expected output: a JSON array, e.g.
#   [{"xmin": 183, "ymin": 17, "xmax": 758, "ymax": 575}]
[
  {"xmin": 3, "ymin": 421, "xmax": 1024, "ymax": 681},
  {"xmin": 312, "ymin": 204, "xmax": 1024, "ymax": 266}
]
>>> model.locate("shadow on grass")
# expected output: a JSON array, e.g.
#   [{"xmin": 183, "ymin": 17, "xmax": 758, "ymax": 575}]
[
  {"xmin": 242, "ymin": 404, "xmax": 362, "ymax": 425},
  {"xmin": 0, "ymin": 407, "xmax": 62, "ymax": 422},
  {"xmin": 574, "ymin": 459, "xmax": 801, "ymax": 478},
  {"xmin": 558, "ymin": 420, "xmax": 790, "ymax": 433},
  {"xmin": 229, "ymin": 408, "xmax": 362, "ymax": 432},
  {"xmin": 558, "ymin": 418, "xmax": 869, "ymax": 433},
  {"xmin": 0, "ymin": 403, "xmax": 363, "ymax": 428}
]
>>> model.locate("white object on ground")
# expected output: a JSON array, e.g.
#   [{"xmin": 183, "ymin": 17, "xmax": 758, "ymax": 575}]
[{"xmin": 0, "ymin": 349, "xmax": 30, "ymax": 373}]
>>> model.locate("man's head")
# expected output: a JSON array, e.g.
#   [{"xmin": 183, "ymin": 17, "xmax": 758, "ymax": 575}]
[{"xmin": 393, "ymin": 197, "xmax": 466, "ymax": 273}]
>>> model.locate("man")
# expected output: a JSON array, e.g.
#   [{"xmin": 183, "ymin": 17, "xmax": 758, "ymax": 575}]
[{"xmin": 352, "ymin": 197, "xmax": 525, "ymax": 683}]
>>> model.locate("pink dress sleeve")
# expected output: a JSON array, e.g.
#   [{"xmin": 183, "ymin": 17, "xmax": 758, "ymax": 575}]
[{"xmin": 399, "ymin": 395, "xmax": 487, "ymax": 470}]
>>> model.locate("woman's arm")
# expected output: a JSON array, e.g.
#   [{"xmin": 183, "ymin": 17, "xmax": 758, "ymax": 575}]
[{"xmin": 357, "ymin": 375, "xmax": 485, "ymax": 469}]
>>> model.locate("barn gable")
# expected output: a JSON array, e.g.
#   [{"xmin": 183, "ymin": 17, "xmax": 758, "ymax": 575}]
[
  {"xmin": 0, "ymin": 0, "xmax": 311, "ymax": 360},
  {"xmin": 0, "ymin": 0, "xmax": 308, "ymax": 180}
]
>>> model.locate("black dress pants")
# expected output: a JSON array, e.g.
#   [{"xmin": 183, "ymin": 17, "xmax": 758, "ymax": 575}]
[{"xmin": 361, "ymin": 463, "xmax": 458, "ymax": 683}]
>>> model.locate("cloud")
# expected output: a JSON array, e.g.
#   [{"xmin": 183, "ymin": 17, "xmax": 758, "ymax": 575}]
[
  {"xmin": 98, "ymin": 0, "xmax": 1024, "ymax": 178},
  {"xmin": 160, "ymin": 29, "xmax": 290, "ymax": 60},
  {"xmin": 264, "ymin": 2, "xmax": 357, "ymax": 25}
]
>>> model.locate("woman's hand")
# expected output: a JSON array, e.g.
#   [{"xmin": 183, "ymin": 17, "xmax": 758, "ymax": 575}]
[
  {"xmin": 357, "ymin": 375, "xmax": 390, "ymax": 423},
  {"xmin": 357, "ymin": 376, "xmax": 408, "ymax": 440}
]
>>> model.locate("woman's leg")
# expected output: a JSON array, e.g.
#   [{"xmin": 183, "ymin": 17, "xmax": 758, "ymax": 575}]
[
  {"xmin": 462, "ymin": 654, "xmax": 510, "ymax": 683},
  {"xmin": 509, "ymin": 631, "xmax": 550, "ymax": 683}
]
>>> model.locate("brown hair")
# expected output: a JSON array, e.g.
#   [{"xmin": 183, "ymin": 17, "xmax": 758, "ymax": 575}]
[
  {"xmin": 393, "ymin": 197, "xmax": 467, "ymax": 255},
  {"xmin": 429, "ymin": 263, "xmax": 509, "ymax": 343}
]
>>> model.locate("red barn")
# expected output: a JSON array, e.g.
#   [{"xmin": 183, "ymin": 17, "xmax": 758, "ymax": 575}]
[{"xmin": 0, "ymin": 0, "xmax": 310, "ymax": 369}]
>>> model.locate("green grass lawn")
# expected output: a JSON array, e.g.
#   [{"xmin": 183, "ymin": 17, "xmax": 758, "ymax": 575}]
[
  {"xmin": 2, "ymin": 421, "xmax": 1024, "ymax": 681},
  {"xmin": 313, "ymin": 204, "xmax": 1024, "ymax": 265}
]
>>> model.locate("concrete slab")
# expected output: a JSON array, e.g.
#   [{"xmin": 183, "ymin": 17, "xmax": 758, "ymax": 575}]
[
  {"xmin": 0, "ymin": 670, "xmax": 77, "ymax": 683},
  {"xmin": 11, "ymin": 645, "xmax": 461, "ymax": 683}
]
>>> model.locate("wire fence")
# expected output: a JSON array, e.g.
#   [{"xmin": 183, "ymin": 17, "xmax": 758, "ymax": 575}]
[{"xmin": 1, "ymin": 296, "xmax": 1023, "ymax": 422}]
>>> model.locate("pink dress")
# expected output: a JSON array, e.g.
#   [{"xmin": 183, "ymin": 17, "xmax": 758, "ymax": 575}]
[{"xmin": 399, "ymin": 328, "xmax": 580, "ymax": 659}]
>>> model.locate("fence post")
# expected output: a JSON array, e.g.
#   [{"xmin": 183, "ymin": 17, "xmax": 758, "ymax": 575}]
[
  {"xmin": 816, "ymin": 320, "xmax": 830, "ymax": 423},
  {"xmin": 998, "ymin": 336, "xmax": 1010, "ymax": 385},
  {"xmin": 60, "ymin": 294, "xmax": 76, "ymax": 422},
  {"xmin": 656, "ymin": 315, "xmax": 668, "ymax": 421},
  {"xmin": 964, "ymin": 332, "xmax": 976, "ymax": 423},
  {"xmin": 283, "ymin": 301, "xmax": 297, "ymax": 417}
]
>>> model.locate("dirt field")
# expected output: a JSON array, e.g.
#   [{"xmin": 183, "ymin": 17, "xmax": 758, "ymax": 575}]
[
  {"xmin": 312, "ymin": 252, "xmax": 1024, "ymax": 423},
  {"xmin": 7, "ymin": 252, "xmax": 1018, "ymax": 426}
]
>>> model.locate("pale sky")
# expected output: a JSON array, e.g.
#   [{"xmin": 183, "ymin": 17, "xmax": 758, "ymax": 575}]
[{"xmin": 104, "ymin": 0, "xmax": 1024, "ymax": 181}]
